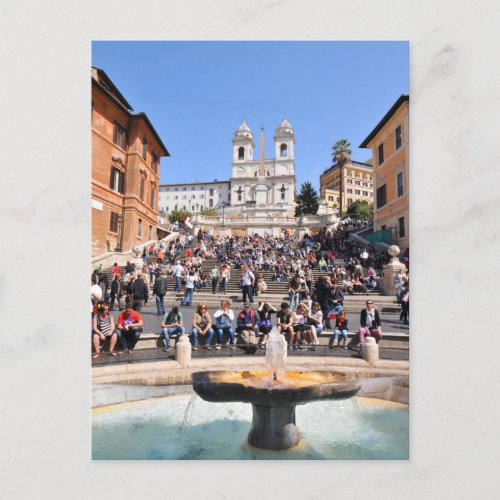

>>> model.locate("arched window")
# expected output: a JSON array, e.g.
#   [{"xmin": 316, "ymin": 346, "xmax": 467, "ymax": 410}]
[
  {"xmin": 238, "ymin": 147, "xmax": 245, "ymax": 159},
  {"xmin": 237, "ymin": 186, "xmax": 242, "ymax": 202},
  {"xmin": 280, "ymin": 143, "xmax": 288, "ymax": 157},
  {"xmin": 266, "ymin": 170, "xmax": 270, "ymax": 176},
  {"xmin": 254, "ymin": 171, "xmax": 258, "ymax": 177},
  {"xmin": 280, "ymin": 184, "xmax": 286, "ymax": 200}
]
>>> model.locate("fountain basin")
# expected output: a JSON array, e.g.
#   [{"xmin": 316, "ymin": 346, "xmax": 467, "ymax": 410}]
[{"xmin": 192, "ymin": 370, "xmax": 361, "ymax": 450}]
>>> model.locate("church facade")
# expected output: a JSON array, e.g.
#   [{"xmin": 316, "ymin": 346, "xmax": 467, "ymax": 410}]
[{"xmin": 229, "ymin": 118, "xmax": 296, "ymax": 210}]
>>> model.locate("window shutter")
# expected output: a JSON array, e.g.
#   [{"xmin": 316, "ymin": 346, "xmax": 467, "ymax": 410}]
[{"xmin": 119, "ymin": 171, "xmax": 125, "ymax": 194}]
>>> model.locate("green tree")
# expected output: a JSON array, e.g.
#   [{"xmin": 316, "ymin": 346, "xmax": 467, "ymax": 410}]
[
  {"xmin": 331, "ymin": 139, "xmax": 352, "ymax": 215},
  {"xmin": 346, "ymin": 200, "xmax": 373, "ymax": 219},
  {"xmin": 199, "ymin": 207, "xmax": 218, "ymax": 217},
  {"xmin": 295, "ymin": 181, "xmax": 319, "ymax": 216},
  {"xmin": 169, "ymin": 209, "xmax": 191, "ymax": 223}
]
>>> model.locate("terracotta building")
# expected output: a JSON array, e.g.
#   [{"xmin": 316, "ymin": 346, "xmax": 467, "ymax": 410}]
[
  {"xmin": 320, "ymin": 160, "xmax": 374, "ymax": 213},
  {"xmin": 91, "ymin": 67, "xmax": 169, "ymax": 257},
  {"xmin": 360, "ymin": 95, "xmax": 409, "ymax": 250}
]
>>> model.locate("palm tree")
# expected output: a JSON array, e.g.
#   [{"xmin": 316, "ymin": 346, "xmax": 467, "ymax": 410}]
[{"xmin": 331, "ymin": 139, "xmax": 352, "ymax": 217}]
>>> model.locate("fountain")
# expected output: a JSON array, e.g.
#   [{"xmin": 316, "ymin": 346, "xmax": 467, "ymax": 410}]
[{"xmin": 192, "ymin": 327, "xmax": 361, "ymax": 450}]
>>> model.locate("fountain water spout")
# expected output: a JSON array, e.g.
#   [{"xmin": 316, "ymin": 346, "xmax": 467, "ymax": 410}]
[{"xmin": 266, "ymin": 327, "xmax": 287, "ymax": 381}]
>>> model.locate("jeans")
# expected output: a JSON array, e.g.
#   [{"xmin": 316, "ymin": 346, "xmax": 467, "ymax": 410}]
[
  {"xmin": 162, "ymin": 326, "xmax": 185, "ymax": 347},
  {"xmin": 212, "ymin": 278, "xmax": 218, "ymax": 294},
  {"xmin": 191, "ymin": 327, "xmax": 214, "ymax": 346},
  {"xmin": 333, "ymin": 329, "xmax": 348, "ymax": 342},
  {"xmin": 117, "ymin": 327, "xmax": 143, "ymax": 350},
  {"xmin": 133, "ymin": 299, "xmax": 145, "ymax": 312},
  {"xmin": 289, "ymin": 292, "xmax": 299, "ymax": 312},
  {"xmin": 182, "ymin": 288, "xmax": 194, "ymax": 306},
  {"xmin": 315, "ymin": 324, "xmax": 324, "ymax": 335},
  {"xmin": 400, "ymin": 301, "xmax": 409, "ymax": 322},
  {"xmin": 216, "ymin": 326, "xmax": 235, "ymax": 345},
  {"xmin": 358, "ymin": 326, "xmax": 382, "ymax": 344},
  {"xmin": 175, "ymin": 275, "xmax": 181, "ymax": 292},
  {"xmin": 110, "ymin": 293, "xmax": 122, "ymax": 311},
  {"xmin": 156, "ymin": 294, "xmax": 165, "ymax": 315},
  {"xmin": 242, "ymin": 284, "xmax": 253, "ymax": 303}
]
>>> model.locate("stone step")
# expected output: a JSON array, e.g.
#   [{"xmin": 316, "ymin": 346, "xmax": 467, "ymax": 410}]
[{"xmin": 103, "ymin": 331, "xmax": 408, "ymax": 351}]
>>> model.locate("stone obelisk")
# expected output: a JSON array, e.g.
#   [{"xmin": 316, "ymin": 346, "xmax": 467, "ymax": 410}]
[{"xmin": 254, "ymin": 126, "xmax": 268, "ymax": 206}]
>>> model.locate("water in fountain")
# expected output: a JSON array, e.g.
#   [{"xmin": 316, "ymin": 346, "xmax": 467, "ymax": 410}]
[
  {"xmin": 93, "ymin": 394, "xmax": 409, "ymax": 459},
  {"xmin": 265, "ymin": 326, "xmax": 287, "ymax": 383}
]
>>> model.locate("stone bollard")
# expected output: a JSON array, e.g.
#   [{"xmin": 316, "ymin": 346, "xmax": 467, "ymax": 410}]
[
  {"xmin": 175, "ymin": 335, "xmax": 191, "ymax": 368},
  {"xmin": 362, "ymin": 337, "xmax": 379, "ymax": 366}
]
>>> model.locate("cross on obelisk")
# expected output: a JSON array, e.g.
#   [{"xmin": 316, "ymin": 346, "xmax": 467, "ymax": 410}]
[{"xmin": 259, "ymin": 125, "xmax": 265, "ymax": 177}]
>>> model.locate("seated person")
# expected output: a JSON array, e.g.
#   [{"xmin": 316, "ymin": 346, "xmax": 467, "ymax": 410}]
[
  {"xmin": 160, "ymin": 306, "xmax": 185, "ymax": 352},
  {"xmin": 367, "ymin": 276, "xmax": 378, "ymax": 291},
  {"xmin": 92, "ymin": 302, "xmax": 118, "ymax": 358},
  {"xmin": 213, "ymin": 299, "xmax": 235, "ymax": 349},
  {"xmin": 257, "ymin": 276, "xmax": 267, "ymax": 294},
  {"xmin": 276, "ymin": 302, "xmax": 294, "ymax": 345},
  {"xmin": 291, "ymin": 302, "xmax": 312, "ymax": 349},
  {"xmin": 331, "ymin": 310, "xmax": 349, "ymax": 348},
  {"xmin": 236, "ymin": 302, "xmax": 258, "ymax": 354},
  {"xmin": 352, "ymin": 276, "xmax": 368, "ymax": 294},
  {"xmin": 116, "ymin": 304, "xmax": 144, "ymax": 352},
  {"xmin": 191, "ymin": 303, "xmax": 214, "ymax": 350},
  {"xmin": 307, "ymin": 301, "xmax": 323, "ymax": 345},
  {"xmin": 257, "ymin": 302, "xmax": 277, "ymax": 349},
  {"xmin": 358, "ymin": 300, "xmax": 383, "ymax": 345}
]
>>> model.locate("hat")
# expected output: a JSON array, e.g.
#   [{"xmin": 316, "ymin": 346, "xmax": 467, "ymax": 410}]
[{"xmin": 243, "ymin": 301, "xmax": 251, "ymax": 307}]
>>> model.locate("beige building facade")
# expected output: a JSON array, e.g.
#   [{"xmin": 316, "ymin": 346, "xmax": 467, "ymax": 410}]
[
  {"xmin": 320, "ymin": 160, "xmax": 374, "ymax": 213},
  {"xmin": 360, "ymin": 95, "xmax": 409, "ymax": 250}
]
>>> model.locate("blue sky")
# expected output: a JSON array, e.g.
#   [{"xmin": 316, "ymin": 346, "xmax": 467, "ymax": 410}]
[{"xmin": 92, "ymin": 41, "xmax": 408, "ymax": 190}]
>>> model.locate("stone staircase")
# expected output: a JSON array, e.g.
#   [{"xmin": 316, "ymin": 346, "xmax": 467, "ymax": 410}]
[{"xmin": 99, "ymin": 244, "xmax": 399, "ymax": 313}]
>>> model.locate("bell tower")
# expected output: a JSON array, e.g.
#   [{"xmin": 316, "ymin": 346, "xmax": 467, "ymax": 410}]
[
  {"xmin": 274, "ymin": 117, "xmax": 295, "ymax": 163},
  {"xmin": 232, "ymin": 120, "xmax": 254, "ymax": 164}
]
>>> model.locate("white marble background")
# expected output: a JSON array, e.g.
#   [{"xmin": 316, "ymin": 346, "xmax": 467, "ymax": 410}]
[{"xmin": 0, "ymin": 0, "xmax": 499, "ymax": 498}]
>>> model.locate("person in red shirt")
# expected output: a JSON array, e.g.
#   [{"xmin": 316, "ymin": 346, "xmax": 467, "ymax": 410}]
[
  {"xmin": 186, "ymin": 247, "xmax": 193, "ymax": 258},
  {"xmin": 116, "ymin": 304, "xmax": 144, "ymax": 352},
  {"xmin": 112, "ymin": 262, "xmax": 121, "ymax": 278},
  {"xmin": 331, "ymin": 310, "xmax": 349, "ymax": 349}
]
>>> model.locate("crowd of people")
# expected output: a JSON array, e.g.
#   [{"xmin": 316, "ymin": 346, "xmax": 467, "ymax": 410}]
[{"xmin": 91, "ymin": 223, "xmax": 409, "ymax": 358}]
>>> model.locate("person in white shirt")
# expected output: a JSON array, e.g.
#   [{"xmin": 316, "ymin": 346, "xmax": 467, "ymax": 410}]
[
  {"xmin": 213, "ymin": 300, "xmax": 235, "ymax": 349},
  {"xmin": 240, "ymin": 264, "xmax": 255, "ymax": 304},
  {"xmin": 91, "ymin": 277, "xmax": 102, "ymax": 312},
  {"xmin": 182, "ymin": 271, "xmax": 195, "ymax": 306},
  {"xmin": 172, "ymin": 261, "xmax": 184, "ymax": 292}
]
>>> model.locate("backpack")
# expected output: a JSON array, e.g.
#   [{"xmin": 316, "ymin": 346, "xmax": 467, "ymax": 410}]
[
  {"xmin": 216, "ymin": 313, "xmax": 232, "ymax": 329},
  {"xmin": 156, "ymin": 277, "xmax": 167, "ymax": 296}
]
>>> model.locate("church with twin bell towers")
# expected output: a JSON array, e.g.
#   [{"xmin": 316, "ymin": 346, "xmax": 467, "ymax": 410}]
[{"xmin": 229, "ymin": 118, "xmax": 297, "ymax": 216}]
